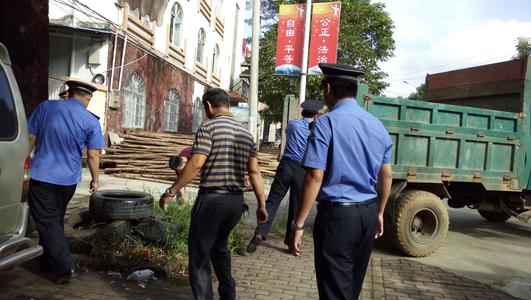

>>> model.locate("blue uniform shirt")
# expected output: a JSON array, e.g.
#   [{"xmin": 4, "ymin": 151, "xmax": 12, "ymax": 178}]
[
  {"xmin": 282, "ymin": 118, "xmax": 312, "ymax": 162},
  {"xmin": 28, "ymin": 99, "xmax": 104, "ymax": 185},
  {"xmin": 302, "ymin": 99, "xmax": 393, "ymax": 202}
]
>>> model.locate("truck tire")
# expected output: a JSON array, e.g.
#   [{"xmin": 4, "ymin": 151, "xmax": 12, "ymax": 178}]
[
  {"xmin": 392, "ymin": 190, "xmax": 449, "ymax": 257},
  {"xmin": 478, "ymin": 210, "xmax": 510, "ymax": 222},
  {"xmin": 90, "ymin": 190, "xmax": 153, "ymax": 221}
]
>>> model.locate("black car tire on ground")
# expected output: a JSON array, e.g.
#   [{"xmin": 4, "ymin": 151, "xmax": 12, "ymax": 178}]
[
  {"xmin": 90, "ymin": 190, "xmax": 153, "ymax": 221},
  {"xmin": 478, "ymin": 210, "xmax": 511, "ymax": 222},
  {"xmin": 134, "ymin": 218, "xmax": 184, "ymax": 243}
]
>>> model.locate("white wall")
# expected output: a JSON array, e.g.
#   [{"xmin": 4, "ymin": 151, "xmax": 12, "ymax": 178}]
[{"xmin": 49, "ymin": 0, "xmax": 247, "ymax": 93}]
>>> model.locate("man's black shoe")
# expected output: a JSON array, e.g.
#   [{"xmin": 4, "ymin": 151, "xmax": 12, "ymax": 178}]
[
  {"xmin": 51, "ymin": 268, "xmax": 80, "ymax": 284},
  {"xmin": 246, "ymin": 235, "xmax": 262, "ymax": 254}
]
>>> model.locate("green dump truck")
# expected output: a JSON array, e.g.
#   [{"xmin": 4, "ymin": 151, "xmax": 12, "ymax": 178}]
[{"xmin": 356, "ymin": 57, "xmax": 531, "ymax": 257}]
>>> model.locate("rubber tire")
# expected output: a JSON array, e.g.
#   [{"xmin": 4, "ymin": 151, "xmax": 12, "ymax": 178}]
[
  {"xmin": 90, "ymin": 190, "xmax": 153, "ymax": 221},
  {"xmin": 391, "ymin": 190, "xmax": 449, "ymax": 257},
  {"xmin": 478, "ymin": 210, "xmax": 511, "ymax": 222},
  {"xmin": 135, "ymin": 218, "xmax": 184, "ymax": 243}
]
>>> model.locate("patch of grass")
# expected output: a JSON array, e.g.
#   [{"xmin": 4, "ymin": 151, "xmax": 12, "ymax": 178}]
[{"xmin": 80, "ymin": 196, "xmax": 249, "ymax": 278}]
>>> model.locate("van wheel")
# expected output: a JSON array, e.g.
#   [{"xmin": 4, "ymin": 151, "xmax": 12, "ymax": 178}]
[
  {"xmin": 90, "ymin": 190, "xmax": 153, "ymax": 221},
  {"xmin": 478, "ymin": 210, "xmax": 510, "ymax": 222},
  {"xmin": 391, "ymin": 190, "xmax": 449, "ymax": 257}
]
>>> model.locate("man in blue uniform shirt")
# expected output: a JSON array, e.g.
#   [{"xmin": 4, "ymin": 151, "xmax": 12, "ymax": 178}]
[
  {"xmin": 247, "ymin": 99, "xmax": 324, "ymax": 253},
  {"xmin": 290, "ymin": 64, "xmax": 393, "ymax": 299},
  {"xmin": 27, "ymin": 80, "xmax": 104, "ymax": 284}
]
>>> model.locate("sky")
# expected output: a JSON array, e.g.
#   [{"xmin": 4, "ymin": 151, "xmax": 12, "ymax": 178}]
[
  {"xmin": 376, "ymin": 0, "xmax": 531, "ymax": 97},
  {"xmin": 244, "ymin": 0, "xmax": 531, "ymax": 98}
]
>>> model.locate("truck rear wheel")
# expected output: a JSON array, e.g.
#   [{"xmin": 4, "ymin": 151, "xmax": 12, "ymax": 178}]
[
  {"xmin": 478, "ymin": 210, "xmax": 510, "ymax": 222},
  {"xmin": 392, "ymin": 190, "xmax": 449, "ymax": 257}
]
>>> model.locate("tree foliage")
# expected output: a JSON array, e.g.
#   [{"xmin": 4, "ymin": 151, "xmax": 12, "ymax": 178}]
[
  {"xmin": 513, "ymin": 36, "xmax": 531, "ymax": 60},
  {"xmin": 254, "ymin": 0, "xmax": 395, "ymax": 123},
  {"xmin": 407, "ymin": 83, "xmax": 425, "ymax": 100}
]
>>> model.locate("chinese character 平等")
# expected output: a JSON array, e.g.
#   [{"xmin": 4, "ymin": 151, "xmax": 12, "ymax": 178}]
[
  {"xmin": 285, "ymin": 44, "xmax": 295, "ymax": 54},
  {"xmin": 284, "ymin": 54, "xmax": 294, "ymax": 64}
]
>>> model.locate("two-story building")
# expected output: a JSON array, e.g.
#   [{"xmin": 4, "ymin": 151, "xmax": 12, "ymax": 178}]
[{"xmin": 48, "ymin": 0, "xmax": 248, "ymax": 136}]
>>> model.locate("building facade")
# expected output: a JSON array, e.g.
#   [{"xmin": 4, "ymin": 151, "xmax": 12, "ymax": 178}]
[{"xmin": 48, "ymin": 0, "xmax": 248, "ymax": 136}]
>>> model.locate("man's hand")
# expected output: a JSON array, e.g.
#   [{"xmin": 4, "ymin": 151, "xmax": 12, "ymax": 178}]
[
  {"xmin": 256, "ymin": 206, "xmax": 268, "ymax": 224},
  {"xmin": 375, "ymin": 213, "xmax": 384, "ymax": 239},
  {"xmin": 159, "ymin": 194, "xmax": 173, "ymax": 212},
  {"xmin": 90, "ymin": 180, "xmax": 99, "ymax": 193},
  {"xmin": 291, "ymin": 229, "xmax": 304, "ymax": 257}
]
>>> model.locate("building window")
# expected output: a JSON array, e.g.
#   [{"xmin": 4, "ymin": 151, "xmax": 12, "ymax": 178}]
[
  {"xmin": 164, "ymin": 89, "xmax": 180, "ymax": 132},
  {"xmin": 196, "ymin": 28, "xmax": 206, "ymax": 64},
  {"xmin": 192, "ymin": 97, "xmax": 203, "ymax": 132},
  {"xmin": 169, "ymin": 3, "xmax": 183, "ymax": 48},
  {"xmin": 123, "ymin": 72, "xmax": 146, "ymax": 128},
  {"xmin": 212, "ymin": 44, "xmax": 219, "ymax": 75}
]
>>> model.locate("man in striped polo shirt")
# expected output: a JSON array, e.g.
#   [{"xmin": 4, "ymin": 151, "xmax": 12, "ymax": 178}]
[{"xmin": 160, "ymin": 88, "xmax": 268, "ymax": 300}]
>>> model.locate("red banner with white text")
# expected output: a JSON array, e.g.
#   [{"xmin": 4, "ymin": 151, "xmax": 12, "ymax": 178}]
[
  {"xmin": 307, "ymin": 2, "xmax": 341, "ymax": 74},
  {"xmin": 274, "ymin": 4, "xmax": 307, "ymax": 76}
]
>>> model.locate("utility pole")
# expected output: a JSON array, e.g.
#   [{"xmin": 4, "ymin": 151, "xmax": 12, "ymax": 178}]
[
  {"xmin": 298, "ymin": 0, "xmax": 312, "ymax": 104},
  {"xmin": 249, "ymin": 0, "xmax": 261, "ymax": 145}
]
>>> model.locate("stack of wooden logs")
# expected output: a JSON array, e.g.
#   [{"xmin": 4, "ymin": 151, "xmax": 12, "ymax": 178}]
[{"xmin": 101, "ymin": 130, "xmax": 279, "ymax": 186}]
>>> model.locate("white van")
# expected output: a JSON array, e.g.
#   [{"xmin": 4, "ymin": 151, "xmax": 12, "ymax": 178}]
[{"xmin": 0, "ymin": 42, "xmax": 42, "ymax": 270}]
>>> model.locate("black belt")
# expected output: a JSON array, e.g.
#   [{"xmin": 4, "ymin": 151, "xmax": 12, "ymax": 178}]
[
  {"xmin": 317, "ymin": 198, "xmax": 377, "ymax": 209},
  {"xmin": 198, "ymin": 188, "xmax": 243, "ymax": 195},
  {"xmin": 281, "ymin": 157, "xmax": 300, "ymax": 164}
]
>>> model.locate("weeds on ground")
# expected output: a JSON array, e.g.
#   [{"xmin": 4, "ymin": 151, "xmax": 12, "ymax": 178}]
[{"xmin": 80, "ymin": 197, "xmax": 248, "ymax": 278}]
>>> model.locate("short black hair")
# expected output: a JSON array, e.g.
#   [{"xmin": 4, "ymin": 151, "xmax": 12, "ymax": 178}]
[
  {"xmin": 301, "ymin": 110, "xmax": 317, "ymax": 118},
  {"xmin": 321, "ymin": 78, "xmax": 358, "ymax": 99},
  {"xmin": 202, "ymin": 88, "xmax": 230, "ymax": 108}
]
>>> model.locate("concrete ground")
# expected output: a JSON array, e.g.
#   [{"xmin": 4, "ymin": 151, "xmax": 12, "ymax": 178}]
[
  {"xmin": 375, "ymin": 206, "xmax": 531, "ymax": 300},
  {"xmin": 1, "ymin": 170, "xmax": 528, "ymax": 299}
]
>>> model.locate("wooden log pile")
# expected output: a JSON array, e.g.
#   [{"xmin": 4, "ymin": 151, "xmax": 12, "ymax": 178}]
[{"xmin": 102, "ymin": 130, "xmax": 279, "ymax": 186}]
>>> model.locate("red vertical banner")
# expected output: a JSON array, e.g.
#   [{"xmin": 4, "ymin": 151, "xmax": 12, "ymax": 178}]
[
  {"xmin": 275, "ymin": 4, "xmax": 306, "ymax": 76},
  {"xmin": 307, "ymin": 2, "xmax": 341, "ymax": 74}
]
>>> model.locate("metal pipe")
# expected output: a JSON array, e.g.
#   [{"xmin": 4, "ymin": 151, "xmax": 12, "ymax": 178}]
[
  {"xmin": 109, "ymin": 32, "xmax": 118, "ymax": 91},
  {"xmin": 299, "ymin": 0, "xmax": 312, "ymax": 104},
  {"xmin": 118, "ymin": 34, "xmax": 128, "ymax": 91},
  {"xmin": 249, "ymin": 0, "xmax": 261, "ymax": 143}
]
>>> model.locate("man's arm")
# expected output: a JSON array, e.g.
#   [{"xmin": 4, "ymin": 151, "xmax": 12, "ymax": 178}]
[
  {"xmin": 160, "ymin": 153, "xmax": 207, "ymax": 210},
  {"xmin": 28, "ymin": 134, "xmax": 37, "ymax": 154},
  {"xmin": 248, "ymin": 156, "xmax": 267, "ymax": 223},
  {"xmin": 375, "ymin": 163, "xmax": 393, "ymax": 238},
  {"xmin": 87, "ymin": 149, "xmax": 101, "ymax": 192},
  {"xmin": 292, "ymin": 168, "xmax": 323, "ymax": 256}
]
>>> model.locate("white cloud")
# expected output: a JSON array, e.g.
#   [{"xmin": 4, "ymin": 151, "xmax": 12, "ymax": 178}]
[{"xmin": 379, "ymin": 0, "xmax": 531, "ymax": 98}]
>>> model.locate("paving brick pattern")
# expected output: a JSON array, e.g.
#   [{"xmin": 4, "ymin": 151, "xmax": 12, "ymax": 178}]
[{"xmin": 3, "ymin": 193, "xmax": 515, "ymax": 300}]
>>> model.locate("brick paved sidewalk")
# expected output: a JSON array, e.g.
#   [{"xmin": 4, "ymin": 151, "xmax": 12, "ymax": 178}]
[
  {"xmin": 3, "ymin": 191, "xmax": 515, "ymax": 300},
  {"xmin": 0, "ymin": 236, "xmax": 516, "ymax": 300},
  {"xmin": 230, "ymin": 234, "xmax": 516, "ymax": 300}
]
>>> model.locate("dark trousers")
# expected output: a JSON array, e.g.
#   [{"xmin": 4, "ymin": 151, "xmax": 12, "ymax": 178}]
[
  {"xmin": 188, "ymin": 193, "xmax": 244, "ymax": 300},
  {"xmin": 254, "ymin": 158, "xmax": 305, "ymax": 245},
  {"xmin": 313, "ymin": 200, "xmax": 378, "ymax": 300},
  {"xmin": 28, "ymin": 179, "xmax": 77, "ymax": 274}
]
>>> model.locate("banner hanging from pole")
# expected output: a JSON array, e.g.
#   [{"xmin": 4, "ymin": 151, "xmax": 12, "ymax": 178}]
[
  {"xmin": 307, "ymin": 2, "xmax": 341, "ymax": 75},
  {"xmin": 274, "ymin": 4, "xmax": 307, "ymax": 76}
]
